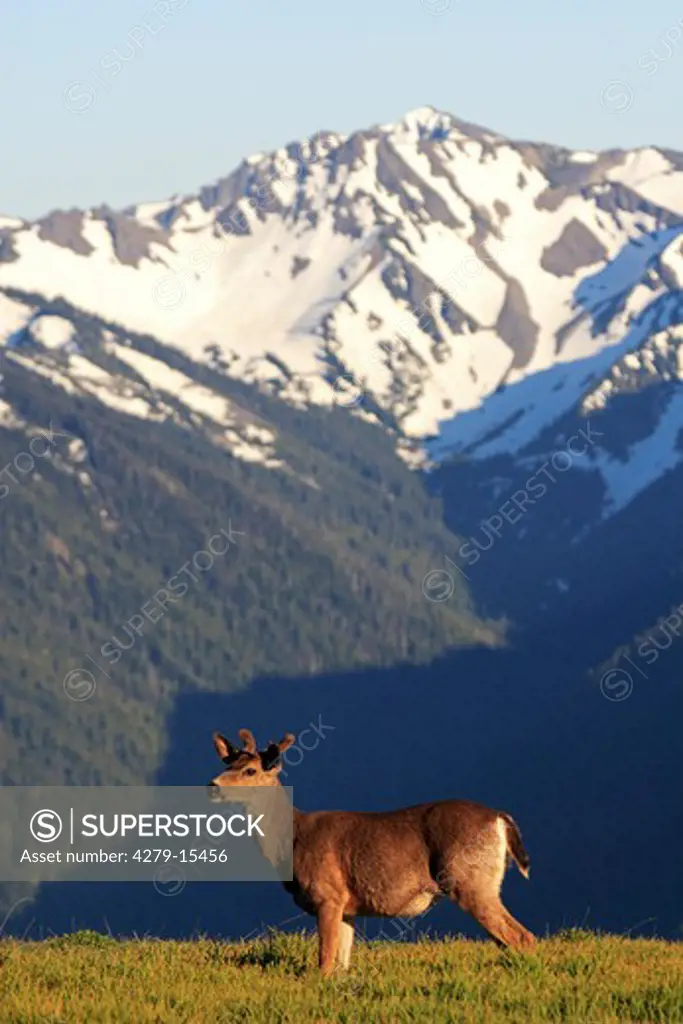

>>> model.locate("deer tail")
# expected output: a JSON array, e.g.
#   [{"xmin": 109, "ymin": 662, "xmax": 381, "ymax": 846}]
[{"xmin": 501, "ymin": 813, "xmax": 530, "ymax": 879}]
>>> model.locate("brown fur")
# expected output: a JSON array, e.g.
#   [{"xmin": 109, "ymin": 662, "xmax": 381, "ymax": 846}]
[{"xmin": 210, "ymin": 728, "xmax": 535, "ymax": 975}]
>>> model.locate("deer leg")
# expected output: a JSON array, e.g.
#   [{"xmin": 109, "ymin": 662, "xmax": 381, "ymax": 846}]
[
  {"xmin": 336, "ymin": 917, "xmax": 354, "ymax": 970},
  {"xmin": 441, "ymin": 822, "xmax": 535, "ymax": 952},
  {"xmin": 316, "ymin": 903, "xmax": 344, "ymax": 976},
  {"xmin": 499, "ymin": 904, "xmax": 536, "ymax": 949},
  {"xmin": 466, "ymin": 895, "xmax": 535, "ymax": 950}
]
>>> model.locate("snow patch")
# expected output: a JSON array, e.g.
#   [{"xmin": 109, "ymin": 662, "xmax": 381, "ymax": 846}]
[{"xmin": 29, "ymin": 315, "xmax": 76, "ymax": 350}]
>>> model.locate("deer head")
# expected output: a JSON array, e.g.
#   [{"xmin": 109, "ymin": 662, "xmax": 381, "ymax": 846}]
[{"xmin": 209, "ymin": 728, "xmax": 295, "ymax": 791}]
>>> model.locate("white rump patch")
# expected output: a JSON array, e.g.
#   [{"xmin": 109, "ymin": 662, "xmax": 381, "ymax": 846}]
[{"xmin": 495, "ymin": 817, "xmax": 509, "ymax": 890}]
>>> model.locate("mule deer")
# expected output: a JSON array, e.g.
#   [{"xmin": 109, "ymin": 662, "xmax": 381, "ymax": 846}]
[{"xmin": 209, "ymin": 728, "xmax": 535, "ymax": 976}]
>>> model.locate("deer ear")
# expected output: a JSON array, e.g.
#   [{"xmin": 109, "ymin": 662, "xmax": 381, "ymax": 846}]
[
  {"xmin": 239, "ymin": 728, "xmax": 257, "ymax": 753},
  {"xmin": 213, "ymin": 732, "xmax": 235, "ymax": 762},
  {"xmin": 278, "ymin": 733, "xmax": 295, "ymax": 754}
]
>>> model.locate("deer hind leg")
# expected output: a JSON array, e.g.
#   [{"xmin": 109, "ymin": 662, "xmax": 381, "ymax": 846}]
[
  {"xmin": 336, "ymin": 918, "xmax": 354, "ymax": 970},
  {"xmin": 316, "ymin": 903, "xmax": 345, "ymax": 976},
  {"xmin": 464, "ymin": 894, "xmax": 535, "ymax": 950},
  {"xmin": 441, "ymin": 819, "xmax": 535, "ymax": 951}
]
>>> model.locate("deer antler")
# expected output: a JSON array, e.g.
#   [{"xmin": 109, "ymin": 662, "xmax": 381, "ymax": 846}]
[{"xmin": 260, "ymin": 733, "xmax": 296, "ymax": 770}]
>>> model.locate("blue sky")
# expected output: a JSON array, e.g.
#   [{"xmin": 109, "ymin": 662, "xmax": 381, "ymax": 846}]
[{"xmin": 3, "ymin": 0, "xmax": 683, "ymax": 217}]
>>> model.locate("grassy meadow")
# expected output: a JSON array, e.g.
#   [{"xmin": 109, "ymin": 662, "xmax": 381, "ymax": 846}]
[{"xmin": 0, "ymin": 929, "xmax": 682, "ymax": 1022}]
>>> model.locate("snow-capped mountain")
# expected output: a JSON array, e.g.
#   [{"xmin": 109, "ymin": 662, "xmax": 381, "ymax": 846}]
[{"xmin": 1, "ymin": 104, "xmax": 683, "ymax": 518}]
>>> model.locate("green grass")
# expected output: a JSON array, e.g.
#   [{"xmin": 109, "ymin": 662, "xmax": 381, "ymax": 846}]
[{"xmin": 1, "ymin": 929, "xmax": 682, "ymax": 1022}]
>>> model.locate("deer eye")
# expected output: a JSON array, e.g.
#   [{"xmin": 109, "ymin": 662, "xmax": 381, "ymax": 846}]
[{"xmin": 244, "ymin": 768, "xmax": 257, "ymax": 776}]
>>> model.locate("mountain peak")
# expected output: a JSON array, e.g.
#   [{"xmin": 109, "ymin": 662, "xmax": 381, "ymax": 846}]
[
  {"xmin": 393, "ymin": 104, "xmax": 442, "ymax": 127},
  {"xmin": 2, "ymin": 103, "xmax": 683, "ymax": 523},
  {"xmin": 385, "ymin": 105, "xmax": 459, "ymax": 141}
]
